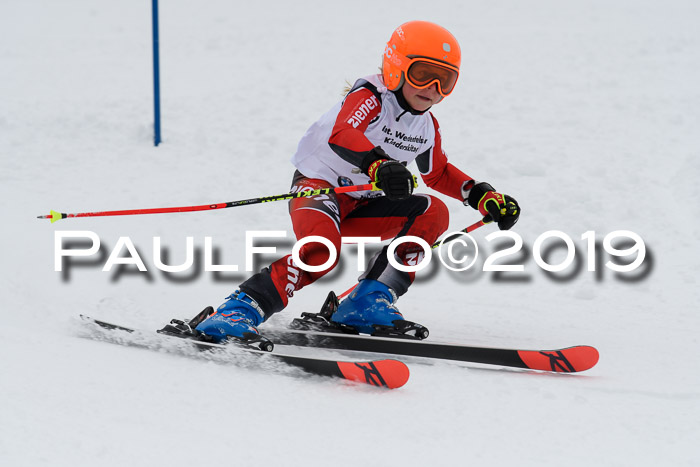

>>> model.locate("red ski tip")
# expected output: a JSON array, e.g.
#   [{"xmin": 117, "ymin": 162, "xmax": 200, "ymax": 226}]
[
  {"xmin": 337, "ymin": 359, "xmax": 410, "ymax": 389},
  {"xmin": 518, "ymin": 346, "xmax": 599, "ymax": 373}
]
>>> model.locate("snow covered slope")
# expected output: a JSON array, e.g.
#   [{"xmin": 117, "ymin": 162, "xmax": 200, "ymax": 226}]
[{"xmin": 1, "ymin": 0, "xmax": 699, "ymax": 465}]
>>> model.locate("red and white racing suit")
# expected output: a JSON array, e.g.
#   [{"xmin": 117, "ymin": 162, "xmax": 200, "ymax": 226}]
[{"xmin": 239, "ymin": 74, "xmax": 475, "ymax": 318}]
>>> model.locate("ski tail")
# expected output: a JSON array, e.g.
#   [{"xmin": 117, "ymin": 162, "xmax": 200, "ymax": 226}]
[{"xmin": 517, "ymin": 346, "xmax": 599, "ymax": 373}]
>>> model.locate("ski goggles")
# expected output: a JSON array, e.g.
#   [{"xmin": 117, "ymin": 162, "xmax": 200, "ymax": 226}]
[{"xmin": 405, "ymin": 59, "xmax": 460, "ymax": 96}]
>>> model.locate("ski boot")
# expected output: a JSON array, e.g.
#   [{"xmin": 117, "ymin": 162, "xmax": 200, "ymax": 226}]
[
  {"xmin": 159, "ymin": 291, "xmax": 274, "ymax": 351},
  {"xmin": 293, "ymin": 280, "xmax": 429, "ymax": 339}
]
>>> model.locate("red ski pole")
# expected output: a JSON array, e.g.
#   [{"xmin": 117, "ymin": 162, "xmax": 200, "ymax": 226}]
[
  {"xmin": 431, "ymin": 218, "xmax": 488, "ymax": 249},
  {"xmin": 37, "ymin": 182, "xmax": 382, "ymax": 223}
]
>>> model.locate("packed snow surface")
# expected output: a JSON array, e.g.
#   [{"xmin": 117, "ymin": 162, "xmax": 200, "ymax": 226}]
[{"xmin": 2, "ymin": 0, "xmax": 699, "ymax": 465}]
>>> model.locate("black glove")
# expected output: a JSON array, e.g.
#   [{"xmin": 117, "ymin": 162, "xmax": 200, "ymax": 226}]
[
  {"xmin": 466, "ymin": 182, "xmax": 520, "ymax": 230},
  {"xmin": 368, "ymin": 159, "xmax": 414, "ymax": 201}
]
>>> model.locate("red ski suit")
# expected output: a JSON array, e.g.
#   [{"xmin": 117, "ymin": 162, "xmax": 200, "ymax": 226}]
[{"xmin": 239, "ymin": 75, "xmax": 475, "ymax": 318}]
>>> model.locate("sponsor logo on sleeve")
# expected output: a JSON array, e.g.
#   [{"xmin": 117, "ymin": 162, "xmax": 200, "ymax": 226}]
[{"xmin": 347, "ymin": 95, "xmax": 380, "ymax": 128}]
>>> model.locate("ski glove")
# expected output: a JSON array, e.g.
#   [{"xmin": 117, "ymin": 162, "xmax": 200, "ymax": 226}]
[
  {"xmin": 466, "ymin": 182, "xmax": 520, "ymax": 230},
  {"xmin": 368, "ymin": 159, "xmax": 414, "ymax": 201}
]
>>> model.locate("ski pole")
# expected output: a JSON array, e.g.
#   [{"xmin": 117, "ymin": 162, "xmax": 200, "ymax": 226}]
[
  {"xmin": 430, "ymin": 218, "xmax": 487, "ymax": 250},
  {"xmin": 337, "ymin": 218, "xmax": 488, "ymax": 299},
  {"xmin": 37, "ymin": 182, "xmax": 384, "ymax": 223}
]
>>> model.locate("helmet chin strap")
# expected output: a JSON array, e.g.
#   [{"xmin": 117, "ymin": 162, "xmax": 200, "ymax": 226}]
[{"xmin": 391, "ymin": 85, "xmax": 431, "ymax": 120}]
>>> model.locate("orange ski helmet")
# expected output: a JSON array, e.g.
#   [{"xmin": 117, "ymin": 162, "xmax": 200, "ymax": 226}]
[{"xmin": 383, "ymin": 21, "xmax": 461, "ymax": 97}]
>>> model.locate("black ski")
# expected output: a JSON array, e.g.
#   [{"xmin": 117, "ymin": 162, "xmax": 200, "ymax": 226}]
[
  {"xmin": 262, "ymin": 327, "xmax": 599, "ymax": 373},
  {"xmin": 79, "ymin": 315, "xmax": 410, "ymax": 388}
]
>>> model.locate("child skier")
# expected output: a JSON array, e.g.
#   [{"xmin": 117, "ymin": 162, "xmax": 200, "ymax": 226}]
[{"xmin": 194, "ymin": 20, "xmax": 520, "ymax": 342}]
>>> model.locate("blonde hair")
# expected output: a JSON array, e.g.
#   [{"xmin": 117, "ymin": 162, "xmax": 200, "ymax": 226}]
[{"xmin": 341, "ymin": 66, "xmax": 384, "ymax": 96}]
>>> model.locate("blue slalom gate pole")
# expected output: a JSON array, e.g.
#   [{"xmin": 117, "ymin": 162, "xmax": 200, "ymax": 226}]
[{"xmin": 152, "ymin": 0, "xmax": 162, "ymax": 146}]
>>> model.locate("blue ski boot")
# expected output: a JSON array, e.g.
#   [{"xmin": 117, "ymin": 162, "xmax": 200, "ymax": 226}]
[
  {"xmin": 330, "ymin": 280, "xmax": 429, "ymax": 338},
  {"xmin": 195, "ymin": 291, "xmax": 270, "ymax": 347}
]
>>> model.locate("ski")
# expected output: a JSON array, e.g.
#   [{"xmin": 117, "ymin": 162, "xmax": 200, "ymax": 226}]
[
  {"xmin": 79, "ymin": 315, "xmax": 410, "ymax": 389},
  {"xmin": 263, "ymin": 327, "xmax": 599, "ymax": 373}
]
